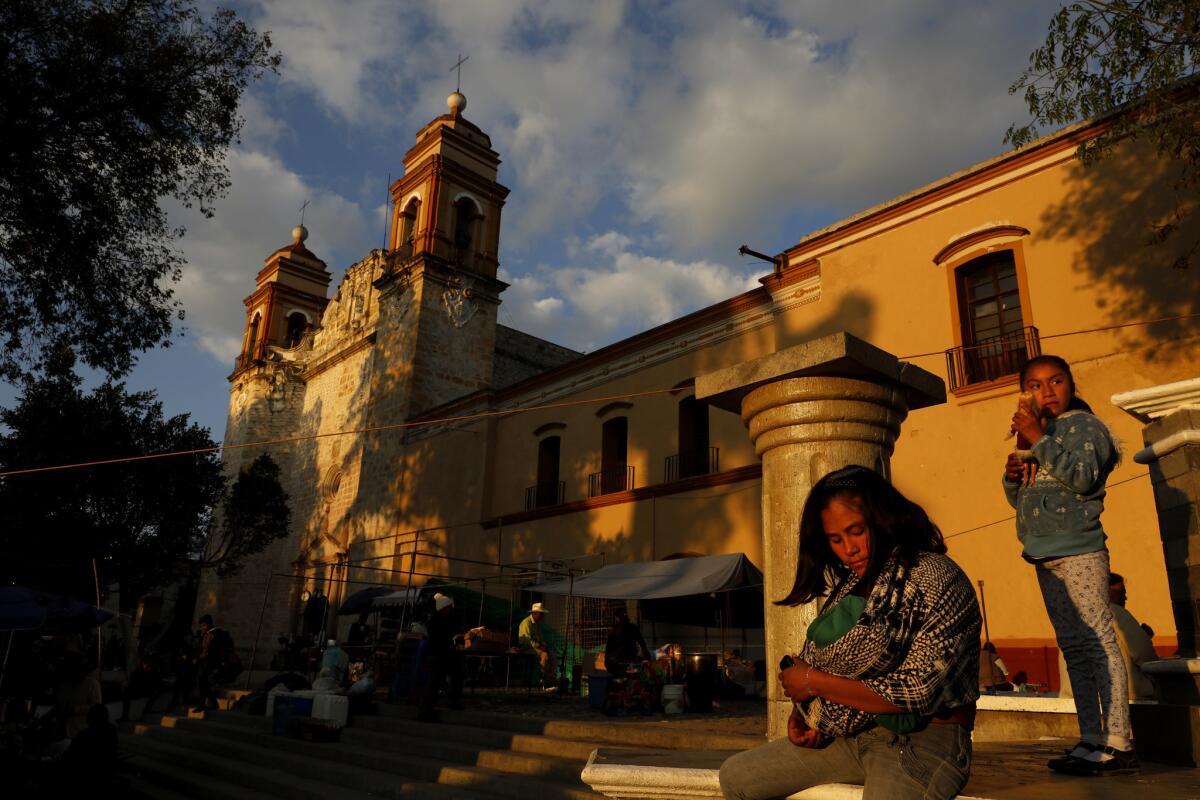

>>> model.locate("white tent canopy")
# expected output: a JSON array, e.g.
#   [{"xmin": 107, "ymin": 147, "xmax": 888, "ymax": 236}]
[{"xmin": 526, "ymin": 553, "xmax": 762, "ymax": 600}]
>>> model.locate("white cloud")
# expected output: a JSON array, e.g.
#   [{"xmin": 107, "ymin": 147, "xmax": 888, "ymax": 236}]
[
  {"xmin": 499, "ymin": 232, "xmax": 759, "ymax": 351},
  {"xmin": 249, "ymin": 0, "xmax": 406, "ymax": 122},
  {"xmin": 171, "ymin": 147, "xmax": 372, "ymax": 364},
  {"xmin": 236, "ymin": 0, "xmax": 1046, "ymax": 258}
]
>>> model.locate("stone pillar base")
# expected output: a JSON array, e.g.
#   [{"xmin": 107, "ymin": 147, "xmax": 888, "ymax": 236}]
[{"xmin": 1131, "ymin": 703, "xmax": 1200, "ymax": 767}]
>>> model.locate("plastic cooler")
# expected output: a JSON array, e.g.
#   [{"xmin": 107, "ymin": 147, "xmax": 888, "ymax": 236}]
[{"xmin": 271, "ymin": 694, "xmax": 314, "ymax": 735}]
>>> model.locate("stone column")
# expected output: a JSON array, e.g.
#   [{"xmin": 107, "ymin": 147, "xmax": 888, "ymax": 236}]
[
  {"xmin": 1113, "ymin": 377, "xmax": 1200, "ymax": 765},
  {"xmin": 696, "ymin": 332, "xmax": 945, "ymax": 739}
]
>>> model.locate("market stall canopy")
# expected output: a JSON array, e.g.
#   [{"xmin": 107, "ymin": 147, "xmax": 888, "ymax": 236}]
[
  {"xmin": 370, "ymin": 587, "xmax": 424, "ymax": 609},
  {"xmin": 337, "ymin": 586, "xmax": 392, "ymax": 616},
  {"xmin": 527, "ymin": 553, "xmax": 762, "ymax": 600},
  {"xmin": 0, "ymin": 586, "xmax": 114, "ymax": 632},
  {"xmin": 528, "ymin": 553, "xmax": 764, "ymax": 628}
]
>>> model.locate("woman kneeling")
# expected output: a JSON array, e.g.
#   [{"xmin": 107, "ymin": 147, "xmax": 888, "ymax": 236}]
[{"xmin": 720, "ymin": 466, "xmax": 982, "ymax": 800}]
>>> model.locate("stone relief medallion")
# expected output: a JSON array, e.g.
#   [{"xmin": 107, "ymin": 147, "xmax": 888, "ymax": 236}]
[
  {"xmin": 383, "ymin": 285, "xmax": 413, "ymax": 320},
  {"xmin": 442, "ymin": 275, "xmax": 478, "ymax": 328}
]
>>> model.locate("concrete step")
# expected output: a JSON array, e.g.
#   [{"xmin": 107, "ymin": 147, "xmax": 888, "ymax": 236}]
[
  {"xmin": 123, "ymin": 735, "xmax": 332, "ymax": 800},
  {"xmin": 373, "ymin": 704, "xmax": 763, "ymax": 751},
  {"xmin": 125, "ymin": 732, "xmax": 500, "ymax": 799},
  {"xmin": 164, "ymin": 713, "xmax": 587, "ymax": 783},
  {"xmin": 352, "ymin": 714, "xmax": 633, "ymax": 762},
  {"xmin": 133, "ymin": 716, "xmax": 605, "ymax": 800}
]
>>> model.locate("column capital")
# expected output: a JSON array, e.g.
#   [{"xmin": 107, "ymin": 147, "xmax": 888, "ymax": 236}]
[
  {"xmin": 694, "ymin": 331, "xmax": 944, "ymax": 413},
  {"xmin": 1112, "ymin": 377, "xmax": 1200, "ymax": 424}
]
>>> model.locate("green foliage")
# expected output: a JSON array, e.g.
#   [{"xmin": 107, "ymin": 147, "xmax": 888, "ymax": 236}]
[
  {"xmin": 0, "ymin": 0, "xmax": 280, "ymax": 383},
  {"xmin": 206, "ymin": 453, "xmax": 292, "ymax": 578},
  {"xmin": 0, "ymin": 345, "xmax": 225, "ymax": 608},
  {"xmin": 1006, "ymin": 1, "xmax": 1200, "ymax": 268}
]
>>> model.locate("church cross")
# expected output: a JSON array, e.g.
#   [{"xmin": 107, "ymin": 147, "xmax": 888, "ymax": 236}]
[
  {"xmin": 449, "ymin": 53, "xmax": 469, "ymax": 92},
  {"xmin": 299, "ymin": 198, "xmax": 310, "ymax": 226}
]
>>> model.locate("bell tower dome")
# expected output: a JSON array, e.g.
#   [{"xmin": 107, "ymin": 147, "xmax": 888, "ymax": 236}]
[
  {"xmin": 235, "ymin": 224, "xmax": 332, "ymax": 371},
  {"xmin": 386, "ymin": 91, "xmax": 509, "ymax": 277}
]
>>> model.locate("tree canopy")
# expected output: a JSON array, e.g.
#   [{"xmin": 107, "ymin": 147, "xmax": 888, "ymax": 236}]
[
  {"xmin": 205, "ymin": 453, "xmax": 292, "ymax": 578},
  {"xmin": 1006, "ymin": 1, "xmax": 1200, "ymax": 268},
  {"xmin": 0, "ymin": 347, "xmax": 287, "ymax": 609},
  {"xmin": 0, "ymin": 0, "xmax": 279, "ymax": 383}
]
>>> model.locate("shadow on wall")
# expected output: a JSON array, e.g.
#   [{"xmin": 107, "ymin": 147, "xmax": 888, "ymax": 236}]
[
  {"xmin": 774, "ymin": 291, "xmax": 877, "ymax": 354},
  {"xmin": 1039, "ymin": 147, "xmax": 1200, "ymax": 356}
]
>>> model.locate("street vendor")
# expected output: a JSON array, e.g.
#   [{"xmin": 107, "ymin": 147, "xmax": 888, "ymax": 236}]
[
  {"xmin": 604, "ymin": 609, "xmax": 650, "ymax": 676},
  {"xmin": 518, "ymin": 602, "xmax": 558, "ymax": 690}
]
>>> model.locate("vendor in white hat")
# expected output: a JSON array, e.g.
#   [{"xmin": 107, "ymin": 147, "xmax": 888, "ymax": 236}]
[
  {"xmin": 518, "ymin": 601, "xmax": 557, "ymax": 690},
  {"xmin": 418, "ymin": 592, "xmax": 465, "ymax": 720}
]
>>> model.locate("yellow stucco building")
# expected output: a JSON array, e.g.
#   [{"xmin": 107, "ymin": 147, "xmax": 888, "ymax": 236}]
[{"xmin": 198, "ymin": 91, "xmax": 1198, "ymax": 685}]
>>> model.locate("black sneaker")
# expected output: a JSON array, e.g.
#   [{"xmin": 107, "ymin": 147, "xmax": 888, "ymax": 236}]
[
  {"xmin": 1056, "ymin": 746, "xmax": 1139, "ymax": 777},
  {"xmin": 1047, "ymin": 753, "xmax": 1085, "ymax": 772}
]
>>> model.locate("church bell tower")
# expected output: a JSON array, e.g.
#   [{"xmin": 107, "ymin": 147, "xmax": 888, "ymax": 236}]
[
  {"xmin": 235, "ymin": 224, "xmax": 332, "ymax": 369},
  {"xmin": 371, "ymin": 88, "xmax": 510, "ymax": 421}
]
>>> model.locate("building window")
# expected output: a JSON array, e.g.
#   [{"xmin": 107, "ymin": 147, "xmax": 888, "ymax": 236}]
[
  {"xmin": 526, "ymin": 435, "xmax": 564, "ymax": 509},
  {"xmin": 591, "ymin": 416, "xmax": 632, "ymax": 496},
  {"xmin": 666, "ymin": 397, "xmax": 718, "ymax": 481},
  {"xmin": 244, "ymin": 313, "xmax": 261, "ymax": 363},
  {"xmin": 397, "ymin": 198, "xmax": 419, "ymax": 255},
  {"xmin": 946, "ymin": 250, "xmax": 1039, "ymax": 389},
  {"xmin": 285, "ymin": 312, "xmax": 309, "ymax": 347},
  {"xmin": 453, "ymin": 198, "xmax": 479, "ymax": 265}
]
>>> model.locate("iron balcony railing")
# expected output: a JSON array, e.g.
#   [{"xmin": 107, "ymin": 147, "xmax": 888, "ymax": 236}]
[
  {"xmin": 945, "ymin": 325, "xmax": 1040, "ymax": 391},
  {"xmin": 588, "ymin": 466, "xmax": 634, "ymax": 498},
  {"xmin": 664, "ymin": 447, "xmax": 720, "ymax": 482},
  {"xmin": 524, "ymin": 480, "xmax": 565, "ymax": 511}
]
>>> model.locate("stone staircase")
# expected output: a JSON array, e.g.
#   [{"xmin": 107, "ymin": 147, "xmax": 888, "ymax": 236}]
[{"xmin": 119, "ymin": 700, "xmax": 761, "ymax": 799}]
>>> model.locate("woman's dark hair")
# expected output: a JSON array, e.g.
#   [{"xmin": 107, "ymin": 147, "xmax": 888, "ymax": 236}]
[
  {"xmin": 776, "ymin": 465, "xmax": 946, "ymax": 606},
  {"xmin": 1018, "ymin": 354, "xmax": 1092, "ymax": 413}
]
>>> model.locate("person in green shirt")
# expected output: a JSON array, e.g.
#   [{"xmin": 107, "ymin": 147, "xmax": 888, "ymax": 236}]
[{"xmin": 518, "ymin": 602, "xmax": 557, "ymax": 689}]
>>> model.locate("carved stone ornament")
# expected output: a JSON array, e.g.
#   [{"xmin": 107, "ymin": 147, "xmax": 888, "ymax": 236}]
[
  {"xmin": 383, "ymin": 285, "xmax": 413, "ymax": 319},
  {"xmin": 266, "ymin": 332, "xmax": 314, "ymax": 364},
  {"xmin": 442, "ymin": 274, "xmax": 479, "ymax": 328},
  {"xmin": 265, "ymin": 362, "xmax": 304, "ymax": 412}
]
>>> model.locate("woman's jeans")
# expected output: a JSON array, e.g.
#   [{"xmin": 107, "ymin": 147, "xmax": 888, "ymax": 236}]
[{"xmin": 719, "ymin": 723, "xmax": 971, "ymax": 800}]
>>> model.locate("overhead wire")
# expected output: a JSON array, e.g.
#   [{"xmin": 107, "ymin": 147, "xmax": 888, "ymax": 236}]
[
  {"xmin": 0, "ymin": 385, "xmax": 680, "ymax": 477},
  {"xmin": 943, "ymin": 469, "xmax": 1151, "ymax": 540},
  {"xmin": 0, "ymin": 309, "xmax": 1195, "ymax": 479}
]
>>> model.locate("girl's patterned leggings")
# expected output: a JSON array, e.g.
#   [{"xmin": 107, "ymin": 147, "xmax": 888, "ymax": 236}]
[{"xmin": 1036, "ymin": 549, "xmax": 1131, "ymax": 748}]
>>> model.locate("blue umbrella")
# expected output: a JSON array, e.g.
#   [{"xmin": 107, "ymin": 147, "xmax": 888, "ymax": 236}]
[
  {"xmin": 0, "ymin": 586, "xmax": 114, "ymax": 632},
  {"xmin": 0, "ymin": 586, "xmax": 115, "ymax": 694}
]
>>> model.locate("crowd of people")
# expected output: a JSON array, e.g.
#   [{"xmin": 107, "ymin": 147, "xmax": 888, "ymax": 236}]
[{"xmin": 0, "ymin": 610, "xmax": 247, "ymax": 792}]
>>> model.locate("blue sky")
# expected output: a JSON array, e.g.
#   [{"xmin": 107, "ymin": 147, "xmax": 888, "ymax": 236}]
[{"xmin": 4, "ymin": 1, "xmax": 1059, "ymax": 440}]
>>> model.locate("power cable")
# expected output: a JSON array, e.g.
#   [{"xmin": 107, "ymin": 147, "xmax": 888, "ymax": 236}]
[
  {"xmin": 0, "ymin": 311, "xmax": 1194, "ymax": 478},
  {"xmin": 943, "ymin": 469, "xmax": 1150, "ymax": 540}
]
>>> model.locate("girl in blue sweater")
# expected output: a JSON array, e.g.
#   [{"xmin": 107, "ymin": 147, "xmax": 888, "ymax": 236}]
[{"xmin": 1003, "ymin": 355, "xmax": 1135, "ymax": 775}]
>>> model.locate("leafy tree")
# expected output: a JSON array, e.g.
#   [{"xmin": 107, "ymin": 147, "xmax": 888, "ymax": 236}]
[
  {"xmin": 1006, "ymin": 1, "xmax": 1200, "ymax": 268},
  {"xmin": 204, "ymin": 453, "xmax": 291, "ymax": 578},
  {"xmin": 0, "ymin": 0, "xmax": 279, "ymax": 383},
  {"xmin": 0, "ymin": 345, "xmax": 226, "ymax": 609}
]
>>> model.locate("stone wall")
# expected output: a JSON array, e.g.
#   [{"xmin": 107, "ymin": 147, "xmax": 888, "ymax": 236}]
[{"xmin": 493, "ymin": 324, "xmax": 581, "ymax": 390}]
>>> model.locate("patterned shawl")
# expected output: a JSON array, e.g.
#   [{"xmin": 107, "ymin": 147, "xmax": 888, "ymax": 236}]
[{"xmin": 799, "ymin": 551, "xmax": 982, "ymax": 737}]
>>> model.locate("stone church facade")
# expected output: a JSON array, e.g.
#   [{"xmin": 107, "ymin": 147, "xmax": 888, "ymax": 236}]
[{"xmin": 199, "ymin": 92, "xmax": 1198, "ymax": 681}]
